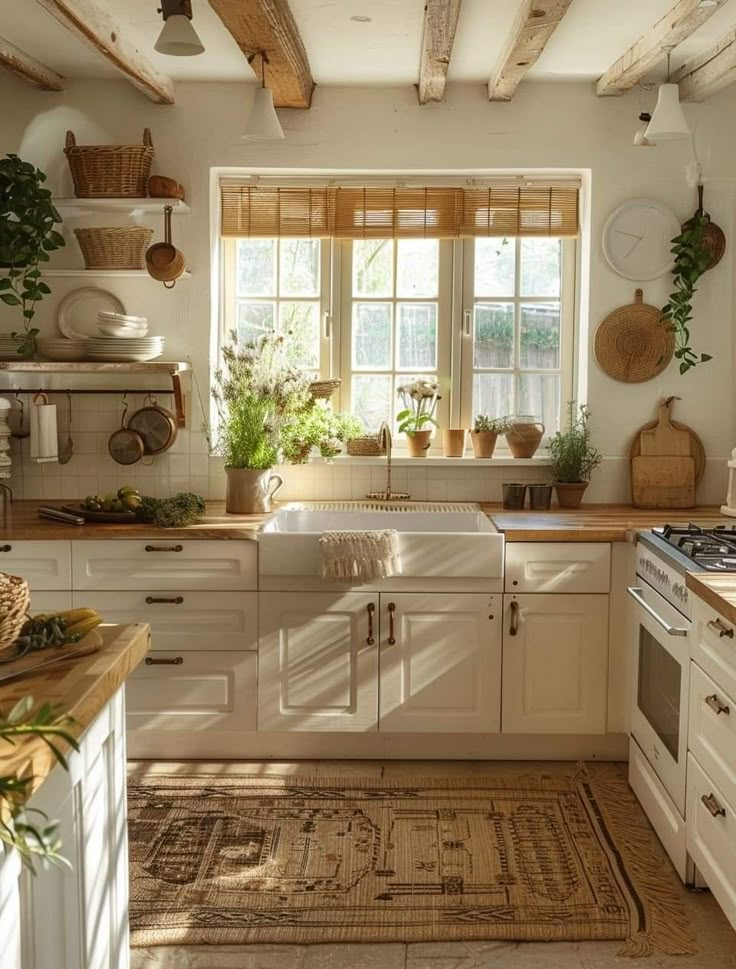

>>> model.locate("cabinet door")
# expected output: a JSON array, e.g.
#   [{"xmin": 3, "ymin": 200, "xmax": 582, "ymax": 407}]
[
  {"xmin": 502, "ymin": 593, "xmax": 609, "ymax": 734},
  {"xmin": 258, "ymin": 592, "xmax": 378, "ymax": 732},
  {"xmin": 0, "ymin": 541, "xmax": 71, "ymax": 590},
  {"xmin": 0, "ymin": 850, "xmax": 22, "ymax": 969},
  {"xmin": 379, "ymin": 593, "xmax": 501, "ymax": 733}
]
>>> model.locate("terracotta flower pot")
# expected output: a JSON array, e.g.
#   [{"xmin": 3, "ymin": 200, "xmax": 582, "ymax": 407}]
[
  {"xmin": 225, "ymin": 467, "xmax": 283, "ymax": 514},
  {"xmin": 442, "ymin": 428, "xmax": 467, "ymax": 458},
  {"xmin": 505, "ymin": 421, "xmax": 545, "ymax": 459},
  {"xmin": 470, "ymin": 430, "xmax": 498, "ymax": 458},
  {"xmin": 553, "ymin": 481, "xmax": 588, "ymax": 509},
  {"xmin": 406, "ymin": 430, "xmax": 432, "ymax": 457}
]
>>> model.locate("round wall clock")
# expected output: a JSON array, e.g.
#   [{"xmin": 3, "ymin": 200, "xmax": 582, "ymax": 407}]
[{"xmin": 602, "ymin": 199, "xmax": 681, "ymax": 281}]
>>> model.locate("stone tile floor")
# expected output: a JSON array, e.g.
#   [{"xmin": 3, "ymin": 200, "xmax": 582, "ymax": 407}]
[{"xmin": 128, "ymin": 760, "xmax": 736, "ymax": 969}]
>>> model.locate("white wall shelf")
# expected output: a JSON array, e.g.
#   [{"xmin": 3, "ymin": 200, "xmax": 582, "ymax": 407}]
[
  {"xmin": 41, "ymin": 269, "xmax": 192, "ymax": 278},
  {"xmin": 54, "ymin": 198, "xmax": 190, "ymax": 215}
]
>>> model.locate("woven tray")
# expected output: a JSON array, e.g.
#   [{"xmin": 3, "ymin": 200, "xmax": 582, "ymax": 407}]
[
  {"xmin": 594, "ymin": 289, "xmax": 674, "ymax": 383},
  {"xmin": 65, "ymin": 129, "xmax": 154, "ymax": 198},
  {"xmin": 74, "ymin": 227, "xmax": 153, "ymax": 270}
]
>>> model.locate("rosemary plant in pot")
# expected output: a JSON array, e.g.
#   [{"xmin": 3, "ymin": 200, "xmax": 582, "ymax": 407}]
[
  {"xmin": 548, "ymin": 403, "xmax": 602, "ymax": 509},
  {"xmin": 212, "ymin": 331, "xmax": 312, "ymax": 514},
  {"xmin": 397, "ymin": 378, "xmax": 441, "ymax": 457}
]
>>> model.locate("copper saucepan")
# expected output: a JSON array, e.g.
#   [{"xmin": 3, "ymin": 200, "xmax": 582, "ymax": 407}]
[{"xmin": 145, "ymin": 204, "xmax": 186, "ymax": 289}]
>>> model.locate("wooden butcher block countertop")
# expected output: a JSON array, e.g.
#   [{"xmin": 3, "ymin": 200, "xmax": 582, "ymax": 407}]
[
  {"xmin": 0, "ymin": 623, "xmax": 150, "ymax": 798},
  {"xmin": 686, "ymin": 573, "xmax": 736, "ymax": 627}
]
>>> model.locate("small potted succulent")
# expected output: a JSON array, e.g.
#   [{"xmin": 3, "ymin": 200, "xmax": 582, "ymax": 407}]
[
  {"xmin": 548, "ymin": 403, "xmax": 602, "ymax": 509},
  {"xmin": 397, "ymin": 378, "xmax": 441, "ymax": 457},
  {"xmin": 470, "ymin": 415, "xmax": 509, "ymax": 458}
]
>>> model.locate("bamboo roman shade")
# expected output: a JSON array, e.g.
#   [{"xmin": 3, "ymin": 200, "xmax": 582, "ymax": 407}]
[{"xmin": 220, "ymin": 182, "xmax": 579, "ymax": 239}]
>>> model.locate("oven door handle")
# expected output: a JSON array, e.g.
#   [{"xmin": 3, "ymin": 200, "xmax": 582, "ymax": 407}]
[{"xmin": 626, "ymin": 586, "xmax": 688, "ymax": 637}]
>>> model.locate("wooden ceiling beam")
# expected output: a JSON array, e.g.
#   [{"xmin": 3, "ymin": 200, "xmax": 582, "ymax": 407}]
[
  {"xmin": 673, "ymin": 27, "xmax": 736, "ymax": 101},
  {"xmin": 33, "ymin": 0, "xmax": 175, "ymax": 104},
  {"xmin": 0, "ymin": 35, "xmax": 64, "ymax": 91},
  {"xmin": 488, "ymin": 0, "xmax": 573, "ymax": 102},
  {"xmin": 418, "ymin": 0, "xmax": 463, "ymax": 105},
  {"xmin": 208, "ymin": 0, "xmax": 314, "ymax": 109},
  {"xmin": 596, "ymin": 0, "xmax": 728, "ymax": 97}
]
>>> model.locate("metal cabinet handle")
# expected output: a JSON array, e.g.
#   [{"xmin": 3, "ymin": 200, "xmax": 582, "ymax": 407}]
[
  {"xmin": 144, "ymin": 544, "xmax": 183, "ymax": 553},
  {"xmin": 387, "ymin": 602, "xmax": 396, "ymax": 645},
  {"xmin": 145, "ymin": 656, "xmax": 183, "ymax": 666},
  {"xmin": 145, "ymin": 596, "xmax": 184, "ymax": 605},
  {"xmin": 366, "ymin": 602, "xmax": 375, "ymax": 645},
  {"xmin": 705, "ymin": 693, "xmax": 730, "ymax": 716},
  {"xmin": 707, "ymin": 617, "xmax": 734, "ymax": 639},
  {"xmin": 0, "ymin": 545, "xmax": 10, "ymax": 552},
  {"xmin": 626, "ymin": 587, "xmax": 688, "ymax": 637},
  {"xmin": 702, "ymin": 793, "xmax": 726, "ymax": 818},
  {"xmin": 509, "ymin": 600, "xmax": 520, "ymax": 636}
]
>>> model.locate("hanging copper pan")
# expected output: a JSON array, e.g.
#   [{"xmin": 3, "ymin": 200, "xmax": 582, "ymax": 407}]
[
  {"xmin": 685, "ymin": 184, "xmax": 726, "ymax": 271},
  {"xmin": 126, "ymin": 394, "xmax": 177, "ymax": 455}
]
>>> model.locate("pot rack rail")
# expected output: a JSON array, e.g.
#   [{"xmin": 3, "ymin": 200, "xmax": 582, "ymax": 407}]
[{"xmin": 0, "ymin": 361, "xmax": 191, "ymax": 427}]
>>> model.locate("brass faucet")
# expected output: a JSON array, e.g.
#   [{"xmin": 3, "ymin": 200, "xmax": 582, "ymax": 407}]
[{"xmin": 366, "ymin": 422, "xmax": 410, "ymax": 501}]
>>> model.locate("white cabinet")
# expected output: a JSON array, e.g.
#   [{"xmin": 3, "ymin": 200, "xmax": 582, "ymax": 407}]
[
  {"xmin": 505, "ymin": 542, "xmax": 610, "ymax": 594},
  {"xmin": 258, "ymin": 592, "xmax": 379, "ymax": 732},
  {"xmin": 502, "ymin": 593, "xmax": 609, "ymax": 734},
  {"xmin": 30, "ymin": 591, "xmax": 73, "ymax": 613},
  {"xmin": 0, "ymin": 850, "xmax": 22, "ymax": 969},
  {"xmin": 379, "ymin": 593, "xmax": 501, "ymax": 733},
  {"xmin": 0, "ymin": 541, "xmax": 72, "ymax": 590}
]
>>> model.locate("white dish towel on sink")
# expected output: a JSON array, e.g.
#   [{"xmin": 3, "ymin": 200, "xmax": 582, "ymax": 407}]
[{"xmin": 320, "ymin": 529, "xmax": 402, "ymax": 582}]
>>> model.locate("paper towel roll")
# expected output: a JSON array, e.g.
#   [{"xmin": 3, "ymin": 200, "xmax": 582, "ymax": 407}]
[{"xmin": 31, "ymin": 393, "xmax": 58, "ymax": 464}]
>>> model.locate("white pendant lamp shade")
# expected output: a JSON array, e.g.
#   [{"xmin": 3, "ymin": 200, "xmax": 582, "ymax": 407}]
[
  {"xmin": 155, "ymin": 14, "xmax": 205, "ymax": 56},
  {"xmin": 645, "ymin": 84, "xmax": 690, "ymax": 141},
  {"xmin": 243, "ymin": 87, "xmax": 285, "ymax": 141}
]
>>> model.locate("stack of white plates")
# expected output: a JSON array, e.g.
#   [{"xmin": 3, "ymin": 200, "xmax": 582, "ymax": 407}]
[
  {"xmin": 97, "ymin": 311, "xmax": 149, "ymax": 339},
  {"xmin": 85, "ymin": 336, "xmax": 164, "ymax": 362},
  {"xmin": 0, "ymin": 333, "xmax": 20, "ymax": 360},
  {"xmin": 36, "ymin": 338, "xmax": 88, "ymax": 361}
]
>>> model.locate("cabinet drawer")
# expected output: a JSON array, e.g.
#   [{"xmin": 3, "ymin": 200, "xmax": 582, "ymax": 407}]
[
  {"xmin": 29, "ymin": 591, "xmax": 72, "ymax": 614},
  {"xmin": 505, "ymin": 542, "xmax": 610, "ymax": 593},
  {"xmin": 629, "ymin": 737, "xmax": 687, "ymax": 881},
  {"xmin": 686, "ymin": 754, "xmax": 736, "ymax": 931},
  {"xmin": 0, "ymin": 541, "xmax": 71, "ymax": 591},
  {"xmin": 71, "ymin": 591, "xmax": 257, "ymax": 651},
  {"xmin": 689, "ymin": 662, "xmax": 736, "ymax": 811},
  {"xmin": 692, "ymin": 596, "xmax": 736, "ymax": 700},
  {"xmin": 126, "ymin": 651, "xmax": 257, "ymax": 733},
  {"xmin": 71, "ymin": 540, "xmax": 257, "ymax": 591}
]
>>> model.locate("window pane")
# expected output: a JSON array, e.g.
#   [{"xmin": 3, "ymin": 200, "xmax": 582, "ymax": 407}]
[
  {"xmin": 279, "ymin": 239, "xmax": 320, "ymax": 297},
  {"xmin": 518, "ymin": 373, "xmax": 560, "ymax": 435},
  {"xmin": 474, "ymin": 238, "xmax": 515, "ymax": 297},
  {"xmin": 237, "ymin": 239, "xmax": 275, "ymax": 296},
  {"xmin": 353, "ymin": 375, "xmax": 391, "ymax": 432},
  {"xmin": 397, "ymin": 303, "xmax": 437, "ymax": 370},
  {"xmin": 353, "ymin": 240, "xmax": 393, "ymax": 297},
  {"xmin": 237, "ymin": 301, "xmax": 275, "ymax": 343},
  {"xmin": 397, "ymin": 240, "xmax": 438, "ymax": 297},
  {"xmin": 520, "ymin": 302, "xmax": 560, "ymax": 369},
  {"xmin": 473, "ymin": 373, "xmax": 513, "ymax": 421},
  {"xmin": 352, "ymin": 303, "xmax": 392, "ymax": 369},
  {"xmin": 520, "ymin": 238, "xmax": 561, "ymax": 297},
  {"xmin": 474, "ymin": 303, "xmax": 514, "ymax": 369},
  {"xmin": 279, "ymin": 302, "xmax": 320, "ymax": 369}
]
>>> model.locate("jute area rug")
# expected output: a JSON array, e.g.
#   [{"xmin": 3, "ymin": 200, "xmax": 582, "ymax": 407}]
[{"xmin": 127, "ymin": 763, "xmax": 695, "ymax": 957}]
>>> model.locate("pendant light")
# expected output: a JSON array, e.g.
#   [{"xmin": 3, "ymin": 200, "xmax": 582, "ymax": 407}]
[
  {"xmin": 633, "ymin": 112, "xmax": 655, "ymax": 147},
  {"xmin": 243, "ymin": 52, "xmax": 285, "ymax": 141},
  {"xmin": 645, "ymin": 52, "xmax": 690, "ymax": 142},
  {"xmin": 155, "ymin": 0, "xmax": 205, "ymax": 57}
]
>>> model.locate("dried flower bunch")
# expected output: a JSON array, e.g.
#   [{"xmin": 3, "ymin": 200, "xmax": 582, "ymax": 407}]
[{"xmin": 397, "ymin": 378, "xmax": 441, "ymax": 436}]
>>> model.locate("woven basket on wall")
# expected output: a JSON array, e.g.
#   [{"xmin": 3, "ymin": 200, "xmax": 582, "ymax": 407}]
[
  {"xmin": 309, "ymin": 379, "xmax": 341, "ymax": 401},
  {"xmin": 0, "ymin": 572, "xmax": 30, "ymax": 657},
  {"xmin": 74, "ymin": 227, "xmax": 154, "ymax": 270},
  {"xmin": 347, "ymin": 435, "xmax": 385, "ymax": 456},
  {"xmin": 65, "ymin": 129, "xmax": 155, "ymax": 198}
]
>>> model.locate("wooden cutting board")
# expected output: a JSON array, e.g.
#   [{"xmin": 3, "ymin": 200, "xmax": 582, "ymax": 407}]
[
  {"xmin": 0, "ymin": 630, "xmax": 103, "ymax": 684},
  {"xmin": 639, "ymin": 401, "xmax": 691, "ymax": 456},
  {"xmin": 630, "ymin": 398, "xmax": 701, "ymax": 508}
]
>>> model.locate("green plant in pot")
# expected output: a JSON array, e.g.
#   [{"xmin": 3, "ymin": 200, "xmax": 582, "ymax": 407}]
[
  {"xmin": 212, "ymin": 330, "xmax": 312, "ymax": 514},
  {"xmin": 397, "ymin": 378, "xmax": 441, "ymax": 457},
  {"xmin": 548, "ymin": 403, "xmax": 602, "ymax": 509},
  {"xmin": 282, "ymin": 402, "xmax": 363, "ymax": 464},
  {"xmin": 0, "ymin": 155, "xmax": 65, "ymax": 357},
  {"xmin": 470, "ymin": 414, "xmax": 509, "ymax": 458},
  {"xmin": 662, "ymin": 212, "xmax": 713, "ymax": 375}
]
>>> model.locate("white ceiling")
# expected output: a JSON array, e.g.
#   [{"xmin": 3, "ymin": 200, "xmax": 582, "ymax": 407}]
[{"xmin": 2, "ymin": 0, "xmax": 736, "ymax": 88}]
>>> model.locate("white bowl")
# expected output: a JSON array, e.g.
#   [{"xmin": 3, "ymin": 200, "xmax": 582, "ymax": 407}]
[{"xmin": 97, "ymin": 322, "xmax": 150, "ymax": 338}]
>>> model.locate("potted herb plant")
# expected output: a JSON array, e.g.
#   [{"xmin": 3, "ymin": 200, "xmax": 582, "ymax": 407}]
[
  {"xmin": 212, "ymin": 331, "xmax": 312, "ymax": 514},
  {"xmin": 397, "ymin": 378, "xmax": 441, "ymax": 457},
  {"xmin": 548, "ymin": 403, "xmax": 602, "ymax": 509},
  {"xmin": 282, "ymin": 402, "xmax": 363, "ymax": 464},
  {"xmin": 0, "ymin": 155, "xmax": 65, "ymax": 357},
  {"xmin": 470, "ymin": 415, "xmax": 508, "ymax": 458}
]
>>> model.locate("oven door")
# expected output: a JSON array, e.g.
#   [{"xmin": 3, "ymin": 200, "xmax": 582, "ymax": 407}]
[{"xmin": 627, "ymin": 582, "xmax": 690, "ymax": 814}]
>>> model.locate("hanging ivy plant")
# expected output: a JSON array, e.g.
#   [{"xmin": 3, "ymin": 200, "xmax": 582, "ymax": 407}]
[{"xmin": 661, "ymin": 213, "xmax": 713, "ymax": 375}]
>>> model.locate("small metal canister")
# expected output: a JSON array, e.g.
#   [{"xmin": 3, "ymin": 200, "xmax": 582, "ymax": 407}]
[
  {"xmin": 502, "ymin": 482, "xmax": 527, "ymax": 510},
  {"xmin": 528, "ymin": 483, "xmax": 553, "ymax": 510}
]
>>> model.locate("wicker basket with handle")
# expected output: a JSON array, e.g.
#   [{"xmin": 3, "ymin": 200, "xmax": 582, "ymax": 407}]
[
  {"xmin": 309, "ymin": 378, "xmax": 341, "ymax": 401},
  {"xmin": 65, "ymin": 129, "xmax": 155, "ymax": 198},
  {"xmin": 74, "ymin": 227, "xmax": 154, "ymax": 270},
  {"xmin": 0, "ymin": 572, "xmax": 30, "ymax": 658},
  {"xmin": 347, "ymin": 435, "xmax": 386, "ymax": 456}
]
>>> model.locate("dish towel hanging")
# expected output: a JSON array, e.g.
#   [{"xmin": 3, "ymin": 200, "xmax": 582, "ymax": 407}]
[
  {"xmin": 320, "ymin": 530, "xmax": 402, "ymax": 583},
  {"xmin": 30, "ymin": 392, "xmax": 58, "ymax": 464}
]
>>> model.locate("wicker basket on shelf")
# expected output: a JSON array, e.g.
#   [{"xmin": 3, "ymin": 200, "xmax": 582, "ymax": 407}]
[
  {"xmin": 347, "ymin": 435, "xmax": 385, "ymax": 457},
  {"xmin": 309, "ymin": 378, "xmax": 341, "ymax": 401},
  {"xmin": 64, "ymin": 129, "xmax": 155, "ymax": 198},
  {"xmin": 74, "ymin": 227, "xmax": 154, "ymax": 270},
  {"xmin": 0, "ymin": 572, "xmax": 30, "ymax": 657}
]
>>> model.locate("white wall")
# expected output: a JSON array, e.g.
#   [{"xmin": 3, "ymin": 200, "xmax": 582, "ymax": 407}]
[{"xmin": 1, "ymin": 75, "xmax": 734, "ymax": 504}]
